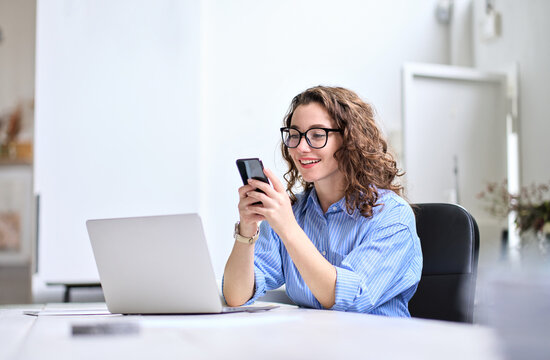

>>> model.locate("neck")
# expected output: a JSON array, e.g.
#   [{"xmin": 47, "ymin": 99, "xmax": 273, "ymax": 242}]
[{"xmin": 314, "ymin": 177, "xmax": 345, "ymax": 213}]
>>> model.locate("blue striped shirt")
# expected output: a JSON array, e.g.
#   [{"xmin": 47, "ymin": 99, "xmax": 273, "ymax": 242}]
[{"xmin": 247, "ymin": 187, "xmax": 422, "ymax": 316}]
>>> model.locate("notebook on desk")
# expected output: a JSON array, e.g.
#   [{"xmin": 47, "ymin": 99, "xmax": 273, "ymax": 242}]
[{"xmin": 86, "ymin": 213, "xmax": 275, "ymax": 314}]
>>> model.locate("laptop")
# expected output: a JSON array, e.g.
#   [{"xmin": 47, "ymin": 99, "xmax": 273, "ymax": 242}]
[{"xmin": 86, "ymin": 213, "xmax": 275, "ymax": 314}]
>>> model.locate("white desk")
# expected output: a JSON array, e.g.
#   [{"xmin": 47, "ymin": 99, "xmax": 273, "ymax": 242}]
[{"xmin": 1, "ymin": 302, "xmax": 503, "ymax": 360}]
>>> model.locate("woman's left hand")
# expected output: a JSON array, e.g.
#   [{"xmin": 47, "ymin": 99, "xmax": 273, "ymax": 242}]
[{"xmin": 245, "ymin": 168, "xmax": 298, "ymax": 239}]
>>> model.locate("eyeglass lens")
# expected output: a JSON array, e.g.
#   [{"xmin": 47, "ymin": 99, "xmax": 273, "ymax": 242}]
[{"xmin": 282, "ymin": 128, "xmax": 328, "ymax": 149}]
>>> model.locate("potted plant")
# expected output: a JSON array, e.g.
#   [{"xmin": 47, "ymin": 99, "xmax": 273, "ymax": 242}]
[{"xmin": 477, "ymin": 180, "xmax": 550, "ymax": 255}]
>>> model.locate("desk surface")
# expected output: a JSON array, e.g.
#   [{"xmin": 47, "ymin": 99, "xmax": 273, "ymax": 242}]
[{"xmin": 1, "ymin": 302, "xmax": 503, "ymax": 360}]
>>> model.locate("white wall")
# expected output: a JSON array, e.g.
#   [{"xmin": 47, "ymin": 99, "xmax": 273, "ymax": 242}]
[
  {"xmin": 472, "ymin": 0, "xmax": 550, "ymax": 185},
  {"xmin": 200, "ymin": 0, "xmax": 450, "ymax": 277},
  {"xmin": 35, "ymin": 0, "xmax": 201, "ymax": 282}
]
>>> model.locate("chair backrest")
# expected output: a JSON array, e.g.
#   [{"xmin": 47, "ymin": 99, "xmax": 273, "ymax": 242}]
[{"xmin": 408, "ymin": 203, "xmax": 480, "ymax": 323}]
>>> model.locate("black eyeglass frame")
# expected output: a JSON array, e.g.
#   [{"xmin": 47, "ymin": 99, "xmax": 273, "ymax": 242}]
[{"xmin": 280, "ymin": 127, "xmax": 342, "ymax": 149}]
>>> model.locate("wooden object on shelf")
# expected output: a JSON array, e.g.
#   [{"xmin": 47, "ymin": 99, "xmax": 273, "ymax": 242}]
[{"xmin": 0, "ymin": 142, "xmax": 33, "ymax": 165}]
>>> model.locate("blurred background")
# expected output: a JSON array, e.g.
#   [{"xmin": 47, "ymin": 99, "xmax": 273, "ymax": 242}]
[{"xmin": 0, "ymin": 0, "xmax": 549, "ymax": 343}]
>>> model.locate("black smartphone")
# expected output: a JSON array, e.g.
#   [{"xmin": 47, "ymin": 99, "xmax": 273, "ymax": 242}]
[
  {"xmin": 236, "ymin": 158, "xmax": 270, "ymax": 186},
  {"xmin": 236, "ymin": 158, "xmax": 270, "ymax": 205}
]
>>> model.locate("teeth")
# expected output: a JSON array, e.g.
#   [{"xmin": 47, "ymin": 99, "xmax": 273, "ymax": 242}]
[{"xmin": 300, "ymin": 159, "xmax": 320, "ymax": 165}]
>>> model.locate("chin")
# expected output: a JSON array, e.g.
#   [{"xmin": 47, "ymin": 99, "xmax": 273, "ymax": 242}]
[{"xmin": 298, "ymin": 172, "xmax": 316, "ymax": 184}]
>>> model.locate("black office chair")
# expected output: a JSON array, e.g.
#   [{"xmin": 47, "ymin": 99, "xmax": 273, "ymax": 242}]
[{"xmin": 408, "ymin": 203, "xmax": 480, "ymax": 323}]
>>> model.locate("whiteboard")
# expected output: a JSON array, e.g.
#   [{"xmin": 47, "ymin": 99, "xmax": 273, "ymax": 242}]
[
  {"xmin": 402, "ymin": 63, "xmax": 510, "ymax": 264},
  {"xmin": 34, "ymin": 1, "xmax": 201, "ymax": 283}
]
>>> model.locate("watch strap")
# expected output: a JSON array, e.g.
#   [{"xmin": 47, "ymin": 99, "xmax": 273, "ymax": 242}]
[{"xmin": 234, "ymin": 221, "xmax": 260, "ymax": 244}]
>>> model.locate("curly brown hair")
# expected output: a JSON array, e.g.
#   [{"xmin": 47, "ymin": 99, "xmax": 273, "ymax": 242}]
[{"xmin": 281, "ymin": 86, "xmax": 404, "ymax": 218}]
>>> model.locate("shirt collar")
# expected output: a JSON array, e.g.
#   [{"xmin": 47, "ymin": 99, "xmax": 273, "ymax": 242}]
[
  {"xmin": 304, "ymin": 187, "xmax": 323, "ymax": 217},
  {"xmin": 305, "ymin": 187, "xmax": 360, "ymax": 220}
]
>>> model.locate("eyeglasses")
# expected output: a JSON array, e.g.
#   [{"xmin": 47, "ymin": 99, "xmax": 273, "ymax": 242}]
[{"xmin": 280, "ymin": 127, "xmax": 342, "ymax": 149}]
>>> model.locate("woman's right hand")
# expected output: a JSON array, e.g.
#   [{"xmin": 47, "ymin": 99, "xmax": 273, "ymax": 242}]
[{"xmin": 237, "ymin": 184, "xmax": 265, "ymax": 237}]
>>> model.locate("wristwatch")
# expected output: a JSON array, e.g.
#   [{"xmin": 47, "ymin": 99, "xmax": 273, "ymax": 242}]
[{"xmin": 234, "ymin": 221, "xmax": 260, "ymax": 244}]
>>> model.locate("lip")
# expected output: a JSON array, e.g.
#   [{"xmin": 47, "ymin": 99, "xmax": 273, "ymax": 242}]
[{"xmin": 297, "ymin": 157, "xmax": 320, "ymax": 169}]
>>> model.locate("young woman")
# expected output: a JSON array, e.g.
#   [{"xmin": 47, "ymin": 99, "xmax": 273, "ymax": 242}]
[{"xmin": 223, "ymin": 86, "xmax": 422, "ymax": 316}]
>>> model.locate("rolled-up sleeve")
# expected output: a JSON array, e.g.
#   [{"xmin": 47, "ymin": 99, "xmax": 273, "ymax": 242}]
[{"xmin": 331, "ymin": 206, "xmax": 422, "ymax": 314}]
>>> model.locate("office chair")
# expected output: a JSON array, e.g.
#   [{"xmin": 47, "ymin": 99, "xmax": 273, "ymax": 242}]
[{"xmin": 408, "ymin": 203, "xmax": 480, "ymax": 323}]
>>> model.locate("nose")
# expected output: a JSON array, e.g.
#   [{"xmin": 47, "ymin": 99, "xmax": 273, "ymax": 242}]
[{"xmin": 296, "ymin": 135, "xmax": 311, "ymax": 152}]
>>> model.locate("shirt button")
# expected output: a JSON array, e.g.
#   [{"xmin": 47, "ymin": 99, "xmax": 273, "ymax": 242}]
[
  {"xmin": 332, "ymin": 207, "xmax": 337, "ymax": 211},
  {"xmin": 322, "ymin": 251, "xmax": 327, "ymax": 256}
]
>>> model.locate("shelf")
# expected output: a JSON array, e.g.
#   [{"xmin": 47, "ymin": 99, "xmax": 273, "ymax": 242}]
[
  {"xmin": 0, "ymin": 142, "xmax": 33, "ymax": 166},
  {"xmin": 0, "ymin": 158, "xmax": 32, "ymax": 166}
]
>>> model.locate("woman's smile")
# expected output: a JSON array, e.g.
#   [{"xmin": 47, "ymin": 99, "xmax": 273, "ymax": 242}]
[{"xmin": 298, "ymin": 157, "xmax": 321, "ymax": 168}]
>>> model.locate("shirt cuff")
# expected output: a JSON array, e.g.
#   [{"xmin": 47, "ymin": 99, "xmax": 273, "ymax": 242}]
[
  {"xmin": 242, "ymin": 265, "xmax": 267, "ymax": 305},
  {"xmin": 331, "ymin": 266, "xmax": 364, "ymax": 311}
]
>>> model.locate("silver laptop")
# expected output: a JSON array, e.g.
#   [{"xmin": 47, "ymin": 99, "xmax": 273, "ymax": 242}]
[{"xmin": 86, "ymin": 213, "xmax": 274, "ymax": 314}]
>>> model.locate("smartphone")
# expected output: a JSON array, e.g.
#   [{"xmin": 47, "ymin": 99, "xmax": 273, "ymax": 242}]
[
  {"xmin": 236, "ymin": 158, "xmax": 270, "ymax": 205},
  {"xmin": 236, "ymin": 158, "xmax": 270, "ymax": 186}
]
